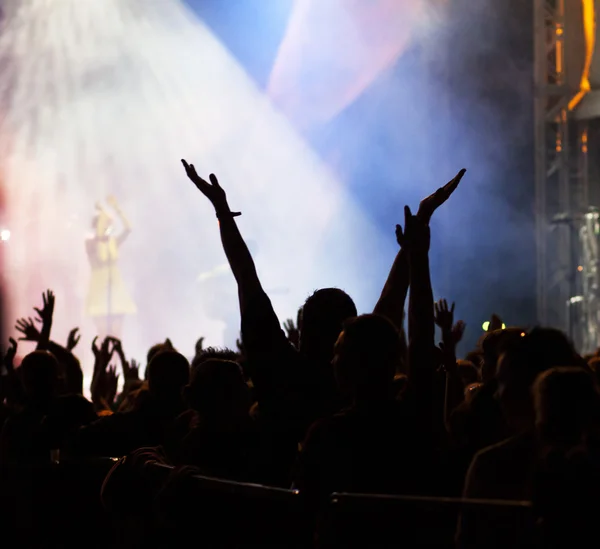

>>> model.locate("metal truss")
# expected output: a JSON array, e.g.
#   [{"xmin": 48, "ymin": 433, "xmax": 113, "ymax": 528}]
[{"xmin": 534, "ymin": 0, "xmax": 594, "ymax": 350}]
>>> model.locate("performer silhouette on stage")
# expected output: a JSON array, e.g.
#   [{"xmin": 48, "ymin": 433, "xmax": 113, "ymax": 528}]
[{"xmin": 85, "ymin": 196, "xmax": 136, "ymax": 338}]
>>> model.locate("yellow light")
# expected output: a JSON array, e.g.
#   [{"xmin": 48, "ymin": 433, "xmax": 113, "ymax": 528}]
[
  {"xmin": 482, "ymin": 321, "xmax": 507, "ymax": 332},
  {"xmin": 578, "ymin": 265, "xmax": 584, "ymax": 272},
  {"xmin": 569, "ymin": 0, "xmax": 595, "ymax": 111}
]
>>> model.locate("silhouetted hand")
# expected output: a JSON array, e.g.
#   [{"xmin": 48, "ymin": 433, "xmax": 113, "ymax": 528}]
[
  {"xmin": 34, "ymin": 289, "xmax": 55, "ymax": 327},
  {"xmin": 15, "ymin": 317, "xmax": 41, "ymax": 342},
  {"xmin": 91, "ymin": 336, "xmax": 117, "ymax": 381},
  {"xmin": 195, "ymin": 337, "xmax": 205, "ymax": 355},
  {"xmin": 3, "ymin": 338, "xmax": 17, "ymax": 373},
  {"xmin": 181, "ymin": 160, "xmax": 241, "ymax": 217},
  {"xmin": 66, "ymin": 327, "xmax": 81, "ymax": 351},
  {"xmin": 236, "ymin": 337, "xmax": 244, "ymax": 356},
  {"xmin": 127, "ymin": 359, "xmax": 140, "ymax": 382},
  {"xmin": 451, "ymin": 320, "xmax": 466, "ymax": 344},
  {"xmin": 396, "ymin": 206, "xmax": 430, "ymax": 253},
  {"xmin": 434, "ymin": 299, "xmax": 455, "ymax": 334},
  {"xmin": 417, "ymin": 169, "xmax": 466, "ymax": 225},
  {"xmin": 106, "ymin": 336, "xmax": 124, "ymax": 357},
  {"xmin": 105, "ymin": 365, "xmax": 119, "ymax": 406},
  {"xmin": 283, "ymin": 319, "xmax": 300, "ymax": 348},
  {"xmin": 34, "ymin": 290, "xmax": 55, "ymax": 347}
]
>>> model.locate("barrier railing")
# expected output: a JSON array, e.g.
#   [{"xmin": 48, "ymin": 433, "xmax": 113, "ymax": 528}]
[{"xmin": 0, "ymin": 458, "xmax": 535, "ymax": 549}]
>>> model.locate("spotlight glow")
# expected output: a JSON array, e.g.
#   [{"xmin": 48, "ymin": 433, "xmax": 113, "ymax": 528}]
[{"xmin": 0, "ymin": 0, "xmax": 378, "ymax": 369}]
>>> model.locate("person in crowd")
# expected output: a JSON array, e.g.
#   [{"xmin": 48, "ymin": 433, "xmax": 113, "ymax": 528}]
[
  {"xmin": 68, "ymin": 349, "xmax": 189, "ymax": 457},
  {"xmin": 457, "ymin": 328, "xmax": 586, "ymax": 548},
  {"xmin": 180, "ymin": 159, "xmax": 465, "ymax": 485},
  {"xmin": 169, "ymin": 358, "xmax": 261, "ymax": 482},
  {"xmin": 532, "ymin": 367, "xmax": 600, "ymax": 548},
  {"xmin": 12, "ymin": 155, "xmax": 600, "ymax": 548}
]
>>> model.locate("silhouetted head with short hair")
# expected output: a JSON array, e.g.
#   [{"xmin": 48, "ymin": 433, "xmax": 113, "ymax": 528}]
[
  {"xmin": 333, "ymin": 314, "xmax": 401, "ymax": 403},
  {"xmin": 145, "ymin": 339, "xmax": 176, "ymax": 380},
  {"xmin": 146, "ymin": 350, "xmax": 189, "ymax": 405},
  {"xmin": 300, "ymin": 288, "xmax": 357, "ymax": 363},
  {"xmin": 20, "ymin": 351, "xmax": 60, "ymax": 405},
  {"xmin": 191, "ymin": 347, "xmax": 240, "ymax": 373},
  {"xmin": 184, "ymin": 359, "xmax": 249, "ymax": 423},
  {"xmin": 480, "ymin": 328, "xmax": 526, "ymax": 383},
  {"xmin": 496, "ymin": 328, "xmax": 584, "ymax": 431},
  {"xmin": 534, "ymin": 366, "xmax": 600, "ymax": 448}
]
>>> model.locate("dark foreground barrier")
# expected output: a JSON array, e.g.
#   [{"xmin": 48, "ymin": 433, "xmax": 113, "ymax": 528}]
[
  {"xmin": 0, "ymin": 458, "xmax": 536, "ymax": 549},
  {"xmin": 318, "ymin": 492, "xmax": 534, "ymax": 549},
  {"xmin": 0, "ymin": 458, "xmax": 118, "ymax": 548},
  {"xmin": 103, "ymin": 461, "xmax": 307, "ymax": 549}
]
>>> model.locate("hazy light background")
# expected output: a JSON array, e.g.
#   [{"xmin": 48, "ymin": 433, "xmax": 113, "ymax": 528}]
[{"xmin": 0, "ymin": 0, "xmax": 535, "ymax": 376}]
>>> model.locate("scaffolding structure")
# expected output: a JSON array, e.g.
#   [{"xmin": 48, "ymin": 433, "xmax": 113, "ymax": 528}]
[{"xmin": 534, "ymin": 0, "xmax": 595, "ymax": 350}]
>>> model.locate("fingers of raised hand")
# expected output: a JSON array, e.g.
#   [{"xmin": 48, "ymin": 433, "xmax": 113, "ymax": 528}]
[
  {"xmin": 209, "ymin": 174, "xmax": 220, "ymax": 187},
  {"xmin": 395, "ymin": 224, "xmax": 404, "ymax": 246},
  {"xmin": 443, "ymin": 169, "xmax": 466, "ymax": 197}
]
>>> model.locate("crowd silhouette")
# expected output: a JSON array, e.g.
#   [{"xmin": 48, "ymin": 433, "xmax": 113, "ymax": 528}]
[{"xmin": 0, "ymin": 163, "xmax": 597, "ymax": 548}]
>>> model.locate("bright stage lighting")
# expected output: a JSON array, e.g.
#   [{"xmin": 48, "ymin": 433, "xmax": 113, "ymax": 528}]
[{"xmin": 0, "ymin": 0, "xmax": 379, "ymax": 367}]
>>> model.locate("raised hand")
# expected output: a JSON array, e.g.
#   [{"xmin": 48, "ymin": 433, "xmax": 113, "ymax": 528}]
[
  {"xmin": 3, "ymin": 338, "xmax": 17, "ymax": 373},
  {"xmin": 66, "ymin": 327, "xmax": 81, "ymax": 352},
  {"xmin": 127, "ymin": 359, "xmax": 140, "ymax": 382},
  {"xmin": 34, "ymin": 289, "xmax": 55, "ymax": 326},
  {"xmin": 181, "ymin": 160, "xmax": 240, "ymax": 217},
  {"xmin": 92, "ymin": 336, "xmax": 117, "ymax": 376},
  {"xmin": 395, "ymin": 206, "xmax": 430, "ymax": 252},
  {"xmin": 451, "ymin": 320, "xmax": 466, "ymax": 344},
  {"xmin": 105, "ymin": 365, "xmax": 119, "ymax": 406},
  {"xmin": 15, "ymin": 317, "xmax": 41, "ymax": 342},
  {"xmin": 417, "ymin": 169, "xmax": 466, "ymax": 225},
  {"xmin": 236, "ymin": 337, "xmax": 244, "ymax": 355},
  {"xmin": 195, "ymin": 337, "xmax": 205, "ymax": 355},
  {"xmin": 106, "ymin": 336, "xmax": 123, "ymax": 357},
  {"xmin": 434, "ymin": 299, "xmax": 455, "ymax": 334},
  {"xmin": 283, "ymin": 319, "xmax": 300, "ymax": 348}
]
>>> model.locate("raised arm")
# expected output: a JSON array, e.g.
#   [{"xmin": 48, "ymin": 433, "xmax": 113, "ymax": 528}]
[
  {"xmin": 408, "ymin": 168, "xmax": 466, "ymax": 370},
  {"xmin": 373, "ymin": 169, "xmax": 466, "ymax": 331},
  {"xmin": 372, "ymin": 245, "xmax": 409, "ymax": 331},
  {"xmin": 400, "ymin": 206, "xmax": 435, "ymax": 375},
  {"xmin": 181, "ymin": 160, "xmax": 263, "ymax": 313},
  {"xmin": 107, "ymin": 195, "xmax": 131, "ymax": 245},
  {"xmin": 401, "ymin": 170, "xmax": 466, "ymax": 439}
]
